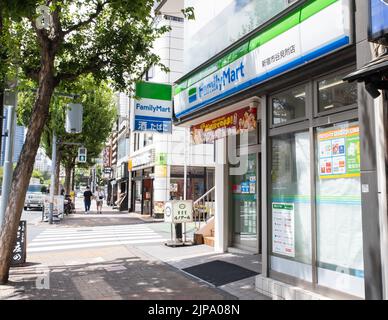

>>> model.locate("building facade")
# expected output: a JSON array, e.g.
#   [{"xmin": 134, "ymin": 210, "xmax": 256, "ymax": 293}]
[
  {"xmin": 33, "ymin": 147, "xmax": 51, "ymax": 173},
  {"xmin": 173, "ymin": 0, "xmax": 388, "ymax": 299},
  {"xmin": 127, "ymin": 0, "xmax": 214, "ymax": 217}
]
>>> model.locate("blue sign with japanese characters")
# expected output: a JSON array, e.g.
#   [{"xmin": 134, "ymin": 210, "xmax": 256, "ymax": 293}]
[{"xmin": 133, "ymin": 82, "xmax": 172, "ymax": 134}]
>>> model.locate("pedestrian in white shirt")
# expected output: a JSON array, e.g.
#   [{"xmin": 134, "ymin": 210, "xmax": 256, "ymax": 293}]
[{"xmin": 94, "ymin": 186, "xmax": 105, "ymax": 214}]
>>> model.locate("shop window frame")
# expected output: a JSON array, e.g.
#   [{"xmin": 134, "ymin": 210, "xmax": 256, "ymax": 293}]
[
  {"xmin": 269, "ymin": 82, "xmax": 310, "ymax": 130},
  {"xmin": 313, "ymin": 67, "xmax": 359, "ymax": 118},
  {"xmin": 266, "ymin": 64, "xmax": 361, "ymax": 298}
]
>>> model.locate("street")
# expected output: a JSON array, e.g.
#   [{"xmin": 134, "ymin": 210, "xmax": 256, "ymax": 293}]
[{"xmin": 0, "ymin": 200, "xmax": 266, "ymax": 300}]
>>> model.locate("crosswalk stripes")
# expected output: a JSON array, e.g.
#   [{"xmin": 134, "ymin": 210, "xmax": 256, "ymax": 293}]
[{"xmin": 27, "ymin": 224, "xmax": 167, "ymax": 253}]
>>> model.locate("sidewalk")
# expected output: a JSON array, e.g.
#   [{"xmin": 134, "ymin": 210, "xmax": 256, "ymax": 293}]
[
  {"xmin": 130, "ymin": 242, "xmax": 268, "ymax": 300},
  {"xmin": 0, "ymin": 244, "xmax": 234, "ymax": 300},
  {"xmin": 1, "ymin": 201, "xmax": 268, "ymax": 300}
]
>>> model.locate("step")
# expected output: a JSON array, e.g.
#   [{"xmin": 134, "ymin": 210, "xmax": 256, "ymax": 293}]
[{"xmin": 204, "ymin": 236, "xmax": 215, "ymax": 247}]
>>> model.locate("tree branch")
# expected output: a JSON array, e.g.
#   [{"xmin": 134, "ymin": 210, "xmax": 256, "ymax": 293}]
[
  {"xmin": 62, "ymin": 0, "xmax": 108, "ymax": 36},
  {"xmin": 55, "ymin": 58, "xmax": 107, "ymax": 83}
]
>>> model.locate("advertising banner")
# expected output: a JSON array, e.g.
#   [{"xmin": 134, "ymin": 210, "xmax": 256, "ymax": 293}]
[
  {"xmin": 190, "ymin": 106, "xmax": 257, "ymax": 144},
  {"xmin": 272, "ymin": 203, "xmax": 295, "ymax": 257},
  {"xmin": 134, "ymin": 82, "xmax": 172, "ymax": 133},
  {"xmin": 318, "ymin": 126, "xmax": 360, "ymax": 179}
]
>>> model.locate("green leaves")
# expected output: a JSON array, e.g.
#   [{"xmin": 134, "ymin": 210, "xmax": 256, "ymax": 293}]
[{"xmin": 18, "ymin": 74, "xmax": 116, "ymax": 170}]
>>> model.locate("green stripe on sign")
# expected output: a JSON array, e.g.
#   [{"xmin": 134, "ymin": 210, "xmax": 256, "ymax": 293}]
[
  {"xmin": 217, "ymin": 42, "xmax": 250, "ymax": 69},
  {"xmin": 300, "ymin": 0, "xmax": 338, "ymax": 22},
  {"xmin": 249, "ymin": 11, "xmax": 300, "ymax": 51},
  {"xmin": 136, "ymin": 82, "xmax": 172, "ymax": 101},
  {"xmin": 174, "ymin": 82, "xmax": 187, "ymax": 95}
]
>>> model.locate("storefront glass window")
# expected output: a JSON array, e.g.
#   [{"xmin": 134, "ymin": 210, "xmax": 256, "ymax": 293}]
[
  {"xmin": 271, "ymin": 131, "xmax": 311, "ymax": 279},
  {"xmin": 231, "ymin": 153, "xmax": 258, "ymax": 251},
  {"xmin": 316, "ymin": 121, "xmax": 364, "ymax": 297},
  {"xmin": 318, "ymin": 73, "xmax": 357, "ymax": 113},
  {"xmin": 272, "ymin": 85, "xmax": 306, "ymax": 125}
]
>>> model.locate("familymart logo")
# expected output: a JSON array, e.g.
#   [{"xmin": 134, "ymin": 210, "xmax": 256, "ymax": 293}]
[
  {"xmin": 188, "ymin": 61, "xmax": 246, "ymax": 104},
  {"xmin": 188, "ymin": 88, "xmax": 197, "ymax": 103}
]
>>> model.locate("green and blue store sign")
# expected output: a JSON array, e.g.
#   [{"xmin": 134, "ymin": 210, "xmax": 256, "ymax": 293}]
[
  {"xmin": 134, "ymin": 82, "xmax": 172, "ymax": 134},
  {"xmin": 174, "ymin": 0, "xmax": 352, "ymax": 119}
]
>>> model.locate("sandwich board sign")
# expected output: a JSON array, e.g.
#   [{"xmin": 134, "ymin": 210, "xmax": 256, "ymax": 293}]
[
  {"xmin": 11, "ymin": 220, "xmax": 27, "ymax": 266},
  {"xmin": 133, "ymin": 82, "xmax": 172, "ymax": 134},
  {"xmin": 164, "ymin": 200, "xmax": 193, "ymax": 223}
]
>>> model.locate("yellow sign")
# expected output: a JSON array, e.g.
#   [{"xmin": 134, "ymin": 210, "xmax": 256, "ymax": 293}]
[{"xmin": 155, "ymin": 165, "xmax": 167, "ymax": 178}]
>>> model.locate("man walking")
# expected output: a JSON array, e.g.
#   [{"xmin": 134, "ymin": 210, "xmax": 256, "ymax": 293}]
[{"xmin": 83, "ymin": 186, "xmax": 93, "ymax": 214}]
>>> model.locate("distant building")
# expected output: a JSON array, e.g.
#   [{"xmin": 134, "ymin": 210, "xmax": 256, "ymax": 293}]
[
  {"xmin": 33, "ymin": 148, "xmax": 52, "ymax": 173},
  {"xmin": 0, "ymin": 108, "xmax": 25, "ymax": 166}
]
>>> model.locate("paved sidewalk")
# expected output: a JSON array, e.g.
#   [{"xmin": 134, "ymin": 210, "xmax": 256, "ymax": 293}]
[
  {"xmin": 0, "ymin": 244, "xmax": 235, "ymax": 300},
  {"xmin": 1, "ymin": 201, "xmax": 267, "ymax": 300}
]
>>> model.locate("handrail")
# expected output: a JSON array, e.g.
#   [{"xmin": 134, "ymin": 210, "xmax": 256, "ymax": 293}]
[{"xmin": 194, "ymin": 186, "xmax": 215, "ymax": 205}]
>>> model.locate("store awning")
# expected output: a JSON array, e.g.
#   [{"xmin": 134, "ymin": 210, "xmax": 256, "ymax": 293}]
[
  {"xmin": 343, "ymin": 53, "xmax": 388, "ymax": 98},
  {"xmin": 344, "ymin": 53, "xmax": 388, "ymax": 83}
]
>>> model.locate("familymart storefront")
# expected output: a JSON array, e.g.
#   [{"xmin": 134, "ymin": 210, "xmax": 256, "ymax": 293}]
[{"xmin": 174, "ymin": 0, "xmax": 368, "ymax": 299}]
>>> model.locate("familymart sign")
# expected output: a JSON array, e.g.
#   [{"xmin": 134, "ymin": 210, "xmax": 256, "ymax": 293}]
[
  {"xmin": 134, "ymin": 82, "xmax": 172, "ymax": 133},
  {"xmin": 174, "ymin": 0, "xmax": 352, "ymax": 118}
]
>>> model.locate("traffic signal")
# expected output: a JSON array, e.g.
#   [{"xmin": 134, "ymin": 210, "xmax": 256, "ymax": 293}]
[{"xmin": 78, "ymin": 147, "xmax": 87, "ymax": 163}]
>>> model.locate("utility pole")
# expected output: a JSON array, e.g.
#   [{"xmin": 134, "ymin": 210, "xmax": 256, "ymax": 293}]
[
  {"xmin": 48, "ymin": 133, "xmax": 57, "ymax": 224},
  {"xmin": 0, "ymin": 94, "xmax": 16, "ymax": 229}
]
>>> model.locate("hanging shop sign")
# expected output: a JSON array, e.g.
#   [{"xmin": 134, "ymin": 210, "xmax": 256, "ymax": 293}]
[
  {"xmin": 369, "ymin": 0, "xmax": 388, "ymax": 44},
  {"xmin": 133, "ymin": 82, "xmax": 172, "ymax": 133},
  {"xmin": 103, "ymin": 147, "xmax": 112, "ymax": 168},
  {"xmin": 174, "ymin": 0, "xmax": 351, "ymax": 119},
  {"xmin": 190, "ymin": 106, "xmax": 257, "ymax": 144},
  {"xmin": 130, "ymin": 150, "xmax": 154, "ymax": 169},
  {"xmin": 155, "ymin": 152, "xmax": 168, "ymax": 165},
  {"xmin": 272, "ymin": 203, "xmax": 295, "ymax": 258},
  {"xmin": 318, "ymin": 126, "xmax": 360, "ymax": 179}
]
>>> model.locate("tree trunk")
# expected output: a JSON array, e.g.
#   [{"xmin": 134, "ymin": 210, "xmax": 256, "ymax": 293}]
[
  {"xmin": 64, "ymin": 164, "xmax": 72, "ymax": 194},
  {"xmin": 55, "ymin": 149, "xmax": 61, "ymax": 195},
  {"xmin": 0, "ymin": 53, "xmax": 56, "ymax": 284}
]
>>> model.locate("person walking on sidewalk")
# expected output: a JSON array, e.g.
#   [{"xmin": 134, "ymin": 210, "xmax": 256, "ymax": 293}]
[
  {"xmin": 83, "ymin": 186, "xmax": 93, "ymax": 214},
  {"xmin": 94, "ymin": 186, "xmax": 105, "ymax": 214}
]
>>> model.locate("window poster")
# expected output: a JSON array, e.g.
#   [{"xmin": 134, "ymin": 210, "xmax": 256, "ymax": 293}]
[
  {"xmin": 318, "ymin": 126, "xmax": 360, "ymax": 179},
  {"xmin": 272, "ymin": 203, "xmax": 295, "ymax": 257}
]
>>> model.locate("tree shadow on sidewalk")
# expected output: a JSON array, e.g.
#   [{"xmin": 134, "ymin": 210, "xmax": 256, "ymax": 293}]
[{"xmin": 1, "ymin": 257, "xmax": 235, "ymax": 300}]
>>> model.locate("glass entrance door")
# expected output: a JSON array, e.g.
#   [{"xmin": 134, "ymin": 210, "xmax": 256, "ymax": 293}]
[{"xmin": 230, "ymin": 153, "xmax": 259, "ymax": 252}]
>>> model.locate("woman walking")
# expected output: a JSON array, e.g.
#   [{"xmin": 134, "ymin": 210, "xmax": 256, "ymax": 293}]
[{"xmin": 95, "ymin": 186, "xmax": 105, "ymax": 214}]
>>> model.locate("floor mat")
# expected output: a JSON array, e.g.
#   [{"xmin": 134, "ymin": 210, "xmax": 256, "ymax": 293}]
[{"xmin": 182, "ymin": 260, "xmax": 259, "ymax": 287}]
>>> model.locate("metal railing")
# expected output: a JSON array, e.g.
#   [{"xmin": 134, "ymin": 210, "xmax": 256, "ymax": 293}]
[{"xmin": 193, "ymin": 186, "xmax": 215, "ymax": 232}]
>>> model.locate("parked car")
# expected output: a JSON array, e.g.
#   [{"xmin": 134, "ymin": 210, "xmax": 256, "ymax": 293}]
[{"xmin": 24, "ymin": 184, "xmax": 46, "ymax": 211}]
